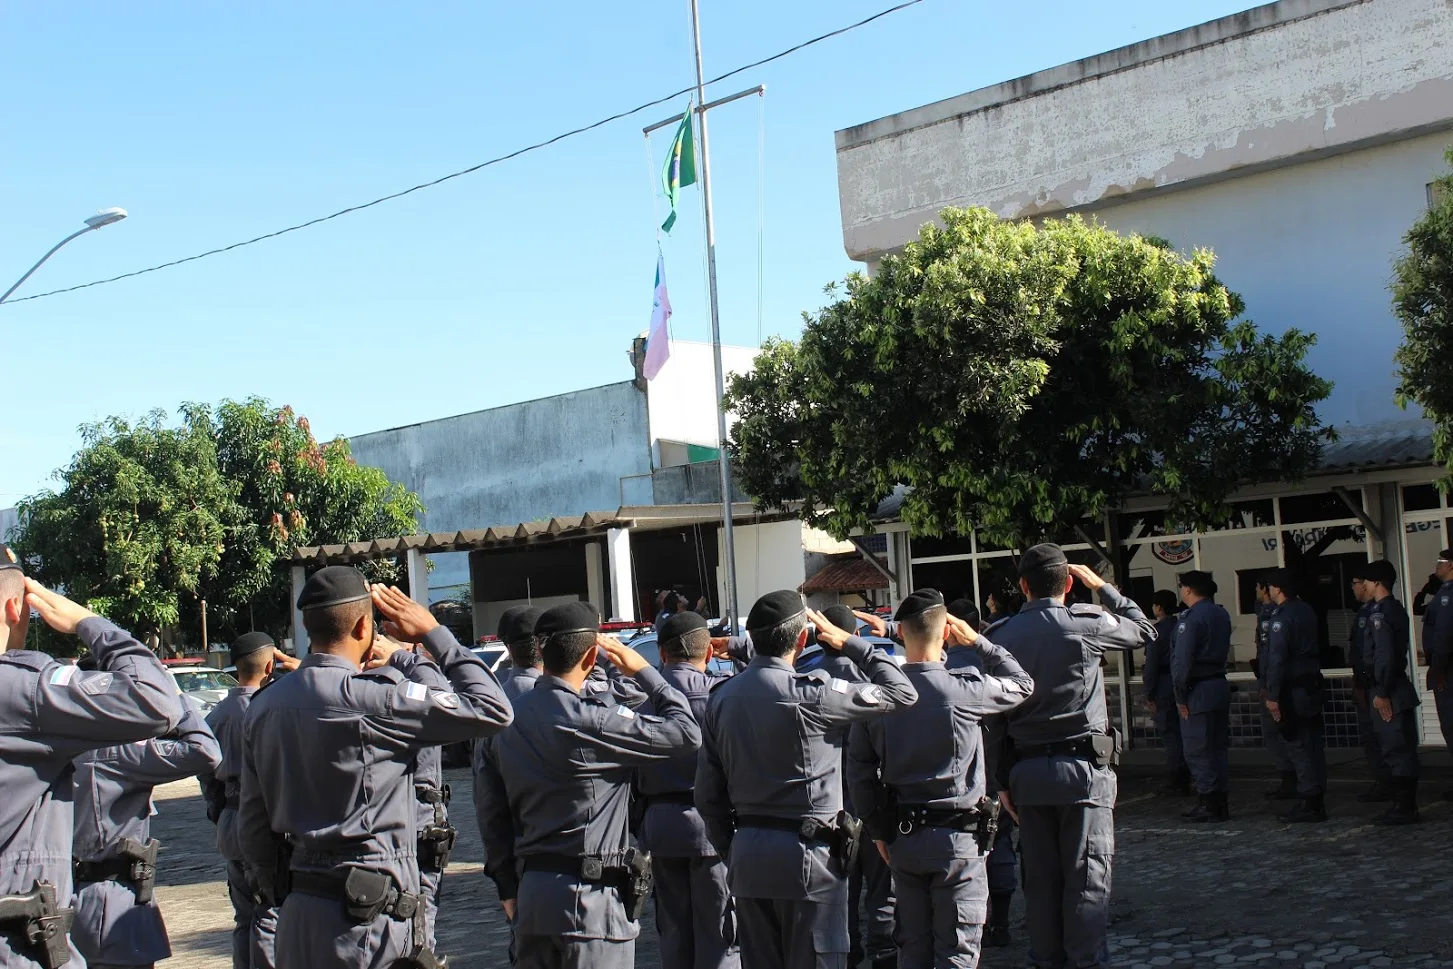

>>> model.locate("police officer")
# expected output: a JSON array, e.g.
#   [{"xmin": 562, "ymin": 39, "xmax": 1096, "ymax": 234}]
[
  {"xmin": 989, "ymin": 547, "xmax": 1155, "ymax": 969},
  {"xmin": 813, "ymin": 605, "xmax": 895, "ymax": 969},
  {"xmin": 1170, "ymin": 572, "xmax": 1232, "ymax": 823},
  {"xmin": 946, "ymin": 598, "xmax": 1019, "ymax": 947},
  {"xmin": 1253, "ymin": 577, "xmax": 1298, "ymax": 801},
  {"xmin": 1361, "ymin": 559, "xmax": 1421, "ymax": 825},
  {"xmin": 238, "ymin": 570, "xmax": 513, "ymax": 969},
  {"xmin": 846, "ymin": 590, "xmax": 1033, "ymax": 968},
  {"xmin": 637, "ymin": 610, "xmax": 739, "ymax": 969},
  {"xmin": 72, "ymin": 704, "xmax": 222, "ymax": 969},
  {"xmin": 1346, "ymin": 565, "xmax": 1390, "ymax": 804},
  {"xmin": 496, "ymin": 606, "xmax": 545, "ymax": 700},
  {"xmin": 1142, "ymin": 591, "xmax": 1189, "ymax": 797},
  {"xmin": 1262, "ymin": 569, "xmax": 1327, "ymax": 824},
  {"xmin": 475, "ymin": 601, "xmax": 701, "ymax": 968},
  {"xmin": 1420, "ymin": 549, "xmax": 1453, "ymax": 800},
  {"xmin": 202, "ymin": 630, "xmax": 283, "ymax": 969},
  {"xmin": 0, "ymin": 561, "xmax": 184, "ymax": 969},
  {"xmin": 696, "ymin": 591, "xmax": 918, "ymax": 969}
]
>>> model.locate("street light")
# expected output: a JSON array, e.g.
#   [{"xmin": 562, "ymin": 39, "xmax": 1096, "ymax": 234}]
[{"xmin": 0, "ymin": 207, "xmax": 128, "ymax": 305}]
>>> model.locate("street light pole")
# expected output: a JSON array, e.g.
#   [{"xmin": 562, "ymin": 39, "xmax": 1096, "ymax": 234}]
[{"xmin": 0, "ymin": 208, "xmax": 128, "ymax": 305}]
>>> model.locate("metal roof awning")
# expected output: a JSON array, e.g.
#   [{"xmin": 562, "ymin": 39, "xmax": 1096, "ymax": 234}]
[
  {"xmin": 287, "ymin": 502, "xmax": 793, "ymax": 566},
  {"xmin": 800, "ymin": 554, "xmax": 891, "ymax": 594}
]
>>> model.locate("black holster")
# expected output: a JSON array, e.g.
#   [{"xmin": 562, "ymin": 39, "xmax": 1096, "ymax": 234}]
[
  {"xmin": 0, "ymin": 881, "xmax": 74, "ymax": 969},
  {"xmin": 973, "ymin": 797, "xmax": 1001, "ymax": 854},
  {"xmin": 343, "ymin": 869, "xmax": 397, "ymax": 924},
  {"xmin": 271, "ymin": 838, "xmax": 293, "ymax": 905},
  {"xmin": 204, "ymin": 779, "xmax": 228, "ymax": 824},
  {"xmin": 622, "ymin": 847, "xmax": 653, "ymax": 922},
  {"xmin": 416, "ymin": 785, "xmax": 457, "ymax": 870},
  {"xmin": 1089, "ymin": 729, "xmax": 1120, "ymax": 768},
  {"xmin": 831, "ymin": 810, "xmax": 864, "ymax": 874},
  {"xmin": 116, "ymin": 838, "xmax": 160, "ymax": 905}
]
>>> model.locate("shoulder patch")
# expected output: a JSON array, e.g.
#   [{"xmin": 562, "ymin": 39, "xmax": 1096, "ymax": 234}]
[
  {"xmin": 614, "ymin": 705, "xmax": 636, "ymax": 720},
  {"xmin": 1442, "ymin": 596, "xmax": 1449, "ymax": 607},
  {"xmin": 1177, "ymin": 623, "xmax": 1186, "ymax": 635},
  {"xmin": 403, "ymin": 682, "xmax": 428, "ymax": 703},
  {"xmin": 434, "ymin": 692, "xmax": 460, "ymax": 710},
  {"xmin": 1272, "ymin": 621, "xmax": 1282, "ymax": 631},
  {"xmin": 857, "ymin": 684, "xmax": 883, "ymax": 705},
  {"xmin": 829, "ymin": 677, "xmax": 849, "ymax": 694},
  {"xmin": 1371, "ymin": 614, "xmax": 1384, "ymax": 628},
  {"xmin": 78, "ymin": 672, "xmax": 114, "ymax": 696},
  {"xmin": 49, "ymin": 665, "xmax": 77, "ymax": 687}
]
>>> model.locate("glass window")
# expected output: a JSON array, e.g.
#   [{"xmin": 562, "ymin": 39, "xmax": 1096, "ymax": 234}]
[
  {"xmin": 976, "ymin": 557, "xmax": 1023, "ymax": 621},
  {"xmin": 908, "ymin": 533, "xmax": 974, "ymax": 560},
  {"xmin": 1402, "ymin": 483, "xmax": 1441, "ymax": 512},
  {"xmin": 1227, "ymin": 499, "xmax": 1276, "ymax": 529},
  {"xmin": 1405, "ymin": 517, "xmax": 1452, "ymax": 664},
  {"xmin": 908, "ymin": 560, "xmax": 976, "ymax": 606},
  {"xmin": 1280, "ymin": 491, "xmax": 1357, "ymax": 524},
  {"xmin": 1196, "ymin": 531, "xmax": 1278, "ymax": 670}
]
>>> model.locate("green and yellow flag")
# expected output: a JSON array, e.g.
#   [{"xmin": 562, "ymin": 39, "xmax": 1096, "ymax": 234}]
[{"xmin": 661, "ymin": 105, "xmax": 697, "ymax": 233}]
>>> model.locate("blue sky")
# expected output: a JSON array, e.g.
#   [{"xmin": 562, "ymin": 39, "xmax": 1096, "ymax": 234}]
[{"xmin": 1, "ymin": 0, "xmax": 1253, "ymax": 505}]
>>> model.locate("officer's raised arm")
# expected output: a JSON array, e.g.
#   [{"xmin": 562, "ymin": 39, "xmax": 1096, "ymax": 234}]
[
  {"xmin": 587, "ymin": 636, "xmax": 701, "ymax": 760},
  {"xmin": 366, "ymin": 584, "xmax": 513, "ymax": 747},
  {"xmin": 1066, "ymin": 564, "xmax": 1157, "ymax": 652},
  {"xmin": 115, "ymin": 705, "xmax": 223, "ymax": 785},
  {"xmin": 944, "ymin": 615, "xmax": 1034, "ymax": 715},
  {"xmin": 24, "ymin": 578, "xmax": 184, "ymax": 747},
  {"xmin": 805, "ymin": 608, "xmax": 918, "ymax": 723}
]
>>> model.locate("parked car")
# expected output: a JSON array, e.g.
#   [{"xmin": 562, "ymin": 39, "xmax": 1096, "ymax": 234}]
[
  {"xmin": 440, "ymin": 645, "xmax": 517, "ymax": 768},
  {"xmin": 166, "ymin": 665, "xmax": 240, "ymax": 713},
  {"xmin": 794, "ymin": 621, "xmax": 902, "ymax": 673},
  {"xmin": 622, "ymin": 630, "xmax": 736, "ymax": 675}
]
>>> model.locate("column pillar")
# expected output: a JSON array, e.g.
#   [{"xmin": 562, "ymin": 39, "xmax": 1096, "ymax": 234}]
[
  {"xmin": 607, "ymin": 528, "xmax": 637, "ymax": 622},
  {"xmin": 406, "ymin": 549, "xmax": 429, "ymax": 606},
  {"xmin": 289, "ymin": 565, "xmax": 310, "ymax": 656}
]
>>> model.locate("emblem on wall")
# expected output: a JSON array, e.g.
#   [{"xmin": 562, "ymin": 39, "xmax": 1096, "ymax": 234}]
[{"xmin": 1151, "ymin": 539, "xmax": 1195, "ymax": 565}]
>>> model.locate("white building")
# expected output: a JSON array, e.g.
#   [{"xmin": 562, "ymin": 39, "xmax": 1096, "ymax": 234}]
[{"xmin": 834, "ymin": 0, "xmax": 1453, "ymax": 746}]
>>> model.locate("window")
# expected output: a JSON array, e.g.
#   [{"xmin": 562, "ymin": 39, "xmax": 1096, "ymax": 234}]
[
  {"xmin": 1403, "ymin": 483, "xmax": 1442, "ymax": 512},
  {"xmin": 1279, "ymin": 490, "xmax": 1357, "ymax": 524},
  {"xmin": 1430, "ymin": 181, "xmax": 1449, "ymax": 211}
]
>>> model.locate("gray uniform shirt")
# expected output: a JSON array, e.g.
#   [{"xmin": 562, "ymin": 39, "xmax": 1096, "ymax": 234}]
[
  {"xmin": 499, "ymin": 666, "xmax": 543, "ymax": 701},
  {"xmin": 205, "ymin": 686, "xmax": 257, "ymax": 862},
  {"xmin": 475, "ymin": 667, "xmax": 700, "ymax": 941},
  {"xmin": 71, "ymin": 706, "xmax": 222, "ymax": 964},
  {"xmin": 1422, "ymin": 579, "xmax": 1453, "ymax": 676},
  {"xmin": 0, "ymin": 618, "xmax": 183, "ymax": 969},
  {"xmin": 1365, "ymin": 597, "xmax": 1420, "ymax": 714},
  {"xmin": 1263, "ymin": 599, "xmax": 1320, "ymax": 704},
  {"xmin": 695, "ymin": 635, "xmax": 918, "ymax": 902},
  {"xmin": 1170, "ymin": 599, "xmax": 1232, "ymax": 713},
  {"xmin": 846, "ymin": 641, "xmax": 1032, "ymax": 856},
  {"xmin": 637, "ymin": 662, "xmax": 730, "ymax": 858},
  {"xmin": 237, "ymin": 627, "xmax": 512, "ymax": 896}
]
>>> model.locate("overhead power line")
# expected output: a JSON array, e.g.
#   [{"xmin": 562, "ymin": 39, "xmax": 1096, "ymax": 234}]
[{"xmin": 6, "ymin": 0, "xmax": 925, "ymax": 306}]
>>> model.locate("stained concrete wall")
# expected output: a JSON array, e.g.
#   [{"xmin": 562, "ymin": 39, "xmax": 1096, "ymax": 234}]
[{"xmin": 0, "ymin": 508, "xmax": 17, "ymax": 545}]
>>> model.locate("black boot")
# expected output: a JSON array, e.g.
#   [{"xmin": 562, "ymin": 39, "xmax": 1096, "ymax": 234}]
[
  {"xmin": 984, "ymin": 891, "xmax": 1012, "ymax": 947},
  {"xmin": 1263, "ymin": 771, "xmax": 1298, "ymax": 800},
  {"xmin": 1278, "ymin": 792, "xmax": 1327, "ymax": 823},
  {"xmin": 1375, "ymin": 778, "xmax": 1421, "ymax": 826},
  {"xmin": 1187, "ymin": 790, "xmax": 1229, "ymax": 823},
  {"xmin": 1356, "ymin": 779, "xmax": 1393, "ymax": 803},
  {"xmin": 1181, "ymin": 794, "xmax": 1209, "ymax": 821}
]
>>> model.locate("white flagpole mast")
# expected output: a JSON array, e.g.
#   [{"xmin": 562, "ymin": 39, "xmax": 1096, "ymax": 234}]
[{"xmin": 688, "ymin": 0, "xmax": 741, "ymax": 630}]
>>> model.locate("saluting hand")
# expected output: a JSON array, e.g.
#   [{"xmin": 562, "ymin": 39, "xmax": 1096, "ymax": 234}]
[
  {"xmin": 945, "ymin": 614, "xmax": 979, "ymax": 647},
  {"xmin": 363, "ymin": 635, "xmax": 407, "ymax": 670},
  {"xmin": 599, "ymin": 635, "xmax": 649, "ymax": 676},
  {"xmin": 23, "ymin": 578, "xmax": 97, "ymax": 635},
  {"xmin": 371, "ymin": 585, "xmax": 439, "ymax": 642},
  {"xmin": 709, "ymin": 636, "xmax": 734, "ymax": 659},
  {"xmin": 1067, "ymin": 563, "xmax": 1107, "ymax": 592},
  {"xmin": 853, "ymin": 610, "xmax": 888, "ymax": 639},
  {"xmin": 272, "ymin": 648, "xmax": 301, "ymax": 671},
  {"xmin": 806, "ymin": 608, "xmax": 851, "ymax": 650}
]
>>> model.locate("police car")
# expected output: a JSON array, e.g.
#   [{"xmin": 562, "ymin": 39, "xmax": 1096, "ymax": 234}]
[{"xmin": 163, "ymin": 661, "xmax": 240, "ymax": 713}]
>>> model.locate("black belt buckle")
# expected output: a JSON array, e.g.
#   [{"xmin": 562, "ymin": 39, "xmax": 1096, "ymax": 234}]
[
  {"xmin": 897, "ymin": 806, "xmax": 921, "ymax": 837},
  {"xmin": 581, "ymin": 857, "xmax": 604, "ymax": 881}
]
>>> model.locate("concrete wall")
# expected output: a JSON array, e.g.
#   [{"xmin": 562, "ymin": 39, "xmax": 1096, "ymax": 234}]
[
  {"xmin": 0, "ymin": 508, "xmax": 16, "ymax": 545},
  {"xmin": 722, "ymin": 520, "xmax": 810, "ymax": 617}
]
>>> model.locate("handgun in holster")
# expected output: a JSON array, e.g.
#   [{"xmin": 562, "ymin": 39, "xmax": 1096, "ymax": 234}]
[
  {"xmin": 204, "ymin": 779, "xmax": 228, "ymax": 825},
  {"xmin": 973, "ymin": 796, "xmax": 1001, "ymax": 854},
  {"xmin": 622, "ymin": 847, "xmax": 654, "ymax": 922},
  {"xmin": 417, "ymin": 822, "xmax": 457, "ymax": 870},
  {"xmin": 831, "ymin": 810, "xmax": 864, "ymax": 874},
  {"xmin": 270, "ymin": 838, "xmax": 293, "ymax": 905},
  {"xmin": 114, "ymin": 838, "xmax": 160, "ymax": 905},
  {"xmin": 0, "ymin": 881, "xmax": 74, "ymax": 969}
]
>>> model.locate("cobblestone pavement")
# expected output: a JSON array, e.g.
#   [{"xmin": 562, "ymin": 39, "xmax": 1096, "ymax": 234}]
[{"xmin": 151, "ymin": 762, "xmax": 1453, "ymax": 969}]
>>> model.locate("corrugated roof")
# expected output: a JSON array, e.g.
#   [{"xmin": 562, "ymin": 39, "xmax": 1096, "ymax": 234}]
[
  {"xmin": 1317, "ymin": 419, "xmax": 1434, "ymax": 471},
  {"xmin": 800, "ymin": 555, "xmax": 890, "ymax": 594}
]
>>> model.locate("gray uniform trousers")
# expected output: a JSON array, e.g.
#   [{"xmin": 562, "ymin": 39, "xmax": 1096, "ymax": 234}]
[
  {"xmin": 1282, "ymin": 687, "xmax": 1327, "ymax": 796},
  {"xmin": 1372, "ymin": 709, "xmax": 1420, "ymax": 778},
  {"xmin": 652, "ymin": 856, "xmax": 738, "ymax": 969},
  {"xmin": 734, "ymin": 898, "xmax": 847, "ymax": 969},
  {"xmin": 1256, "ymin": 680, "xmax": 1294, "ymax": 773},
  {"xmin": 1355, "ymin": 695, "xmax": 1389, "ymax": 780},
  {"xmin": 888, "ymin": 828, "xmax": 986, "ymax": 969},
  {"xmin": 1011, "ymin": 758, "xmax": 1115, "ymax": 969},
  {"xmin": 848, "ymin": 840, "xmax": 895, "ymax": 964},
  {"xmin": 516, "ymin": 935, "xmax": 634, "ymax": 969},
  {"xmin": 224, "ymin": 861, "xmax": 277, "ymax": 969},
  {"xmin": 986, "ymin": 816, "xmax": 1017, "ymax": 895},
  {"xmin": 419, "ymin": 867, "xmax": 442, "ymax": 951}
]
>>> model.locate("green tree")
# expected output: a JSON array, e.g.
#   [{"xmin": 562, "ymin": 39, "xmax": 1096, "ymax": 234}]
[
  {"xmin": 12, "ymin": 399, "xmax": 422, "ymax": 652},
  {"xmin": 1394, "ymin": 148, "xmax": 1453, "ymax": 476},
  {"xmin": 726, "ymin": 207, "xmax": 1333, "ymax": 548}
]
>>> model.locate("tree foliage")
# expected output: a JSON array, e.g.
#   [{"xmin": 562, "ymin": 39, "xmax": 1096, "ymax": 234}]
[
  {"xmin": 13, "ymin": 398, "xmax": 422, "ymax": 649},
  {"xmin": 726, "ymin": 207, "xmax": 1333, "ymax": 547},
  {"xmin": 1394, "ymin": 148, "xmax": 1453, "ymax": 477}
]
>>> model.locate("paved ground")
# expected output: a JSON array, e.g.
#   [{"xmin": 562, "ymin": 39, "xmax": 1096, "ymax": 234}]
[{"xmin": 153, "ymin": 755, "xmax": 1453, "ymax": 969}]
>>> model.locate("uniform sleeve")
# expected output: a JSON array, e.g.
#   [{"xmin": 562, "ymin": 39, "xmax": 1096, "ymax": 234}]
[
  {"xmin": 1142, "ymin": 627, "xmax": 1162, "ymax": 699},
  {"xmin": 1170, "ymin": 615, "xmax": 1198, "ymax": 705},
  {"xmin": 472, "ymin": 737, "xmax": 518, "ymax": 900},
  {"xmin": 580, "ymin": 667, "xmax": 700, "ymax": 765},
  {"xmin": 807, "ymin": 635, "xmax": 918, "ymax": 729},
  {"xmin": 363, "ymin": 627, "xmax": 514, "ymax": 748},
  {"xmin": 236, "ymin": 711, "xmax": 277, "ymax": 889},
  {"xmin": 1371, "ymin": 608, "xmax": 1410, "ymax": 699},
  {"xmin": 113, "ymin": 706, "xmax": 223, "ymax": 785},
  {"xmin": 1264, "ymin": 615, "xmax": 1287, "ymax": 699},
  {"xmin": 948, "ymin": 640, "xmax": 1033, "ymax": 715},
  {"xmin": 693, "ymin": 700, "xmax": 733, "ymax": 857},
  {"xmin": 845, "ymin": 722, "xmax": 891, "ymax": 841},
  {"xmin": 1083, "ymin": 586, "xmax": 1157, "ymax": 653},
  {"xmin": 33, "ymin": 618, "xmax": 184, "ymax": 754},
  {"xmin": 602, "ymin": 663, "xmax": 651, "ymax": 710},
  {"xmin": 1430, "ymin": 596, "xmax": 1453, "ymax": 674}
]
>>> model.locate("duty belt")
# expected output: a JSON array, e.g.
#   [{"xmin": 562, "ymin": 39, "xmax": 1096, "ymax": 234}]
[
  {"xmin": 73, "ymin": 837, "xmax": 159, "ymax": 905},
  {"xmin": 523, "ymin": 853, "xmax": 633, "ymax": 887},
  {"xmin": 290, "ymin": 869, "xmax": 421, "ymax": 923},
  {"xmin": 735, "ymin": 814, "xmax": 841, "ymax": 843},
  {"xmin": 1015, "ymin": 738, "xmax": 1096, "ymax": 760},
  {"xmin": 894, "ymin": 804, "xmax": 982, "ymax": 835}
]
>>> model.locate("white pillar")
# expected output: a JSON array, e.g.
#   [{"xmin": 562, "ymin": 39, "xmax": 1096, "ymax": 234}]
[
  {"xmin": 406, "ymin": 549, "xmax": 429, "ymax": 606},
  {"xmin": 607, "ymin": 528, "xmax": 636, "ymax": 622},
  {"xmin": 585, "ymin": 541, "xmax": 605, "ymax": 614},
  {"xmin": 290, "ymin": 565, "xmax": 310, "ymax": 656}
]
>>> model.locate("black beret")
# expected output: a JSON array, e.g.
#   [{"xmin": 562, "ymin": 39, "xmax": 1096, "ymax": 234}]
[
  {"xmin": 1365, "ymin": 559, "xmax": 1397, "ymax": 587},
  {"xmin": 1018, "ymin": 543, "xmax": 1067, "ymax": 575},
  {"xmin": 894, "ymin": 589, "xmax": 945, "ymax": 622},
  {"xmin": 946, "ymin": 598, "xmax": 979, "ymax": 623},
  {"xmin": 821, "ymin": 605, "xmax": 858, "ymax": 635},
  {"xmin": 1265, "ymin": 569, "xmax": 1297, "ymax": 594},
  {"xmin": 231, "ymin": 631, "xmax": 275, "ymax": 660},
  {"xmin": 0, "ymin": 545, "xmax": 20, "ymax": 573},
  {"xmin": 747, "ymin": 590, "xmax": 806, "ymax": 632},
  {"xmin": 1440, "ymin": 549, "xmax": 1453, "ymax": 562},
  {"xmin": 295, "ymin": 566, "xmax": 371, "ymax": 611},
  {"xmin": 1177, "ymin": 570, "xmax": 1218, "ymax": 596},
  {"xmin": 497, "ymin": 605, "xmax": 544, "ymax": 644},
  {"xmin": 536, "ymin": 601, "xmax": 599, "ymax": 640},
  {"xmin": 660, "ymin": 610, "xmax": 709, "ymax": 644},
  {"xmin": 1349, "ymin": 560, "xmax": 1373, "ymax": 581}
]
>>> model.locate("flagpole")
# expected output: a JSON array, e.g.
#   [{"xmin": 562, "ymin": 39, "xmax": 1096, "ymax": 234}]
[{"xmin": 688, "ymin": 0, "xmax": 742, "ymax": 631}]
